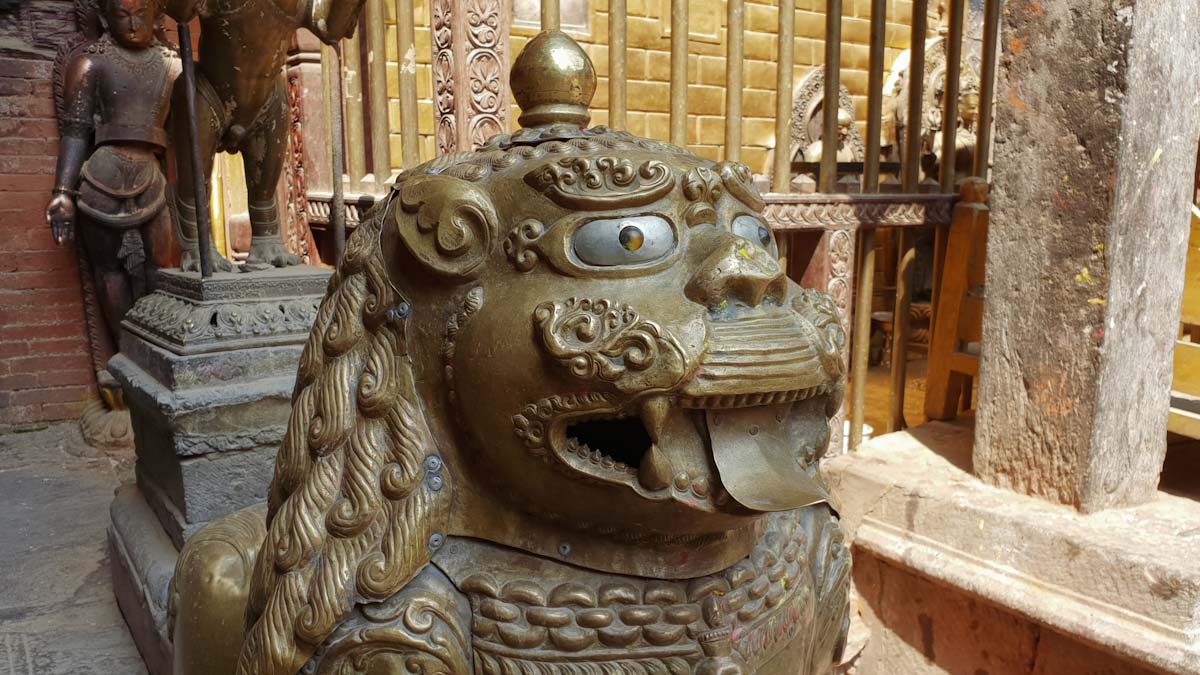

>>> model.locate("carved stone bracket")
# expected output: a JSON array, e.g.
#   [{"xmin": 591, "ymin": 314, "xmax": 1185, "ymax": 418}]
[{"xmin": 431, "ymin": 0, "xmax": 511, "ymax": 154}]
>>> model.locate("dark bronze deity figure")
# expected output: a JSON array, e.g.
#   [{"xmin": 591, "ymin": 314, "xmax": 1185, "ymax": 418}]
[
  {"xmin": 163, "ymin": 0, "xmax": 367, "ymax": 271},
  {"xmin": 47, "ymin": 0, "xmax": 176, "ymax": 443},
  {"xmin": 171, "ymin": 33, "xmax": 852, "ymax": 675},
  {"xmin": 48, "ymin": 0, "xmax": 175, "ymax": 343}
]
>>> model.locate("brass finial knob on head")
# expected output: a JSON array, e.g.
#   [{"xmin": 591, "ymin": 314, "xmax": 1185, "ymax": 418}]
[{"xmin": 511, "ymin": 31, "xmax": 597, "ymax": 129}]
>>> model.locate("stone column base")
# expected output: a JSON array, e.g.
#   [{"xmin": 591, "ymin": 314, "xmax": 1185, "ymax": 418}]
[{"xmin": 109, "ymin": 483, "xmax": 177, "ymax": 675}]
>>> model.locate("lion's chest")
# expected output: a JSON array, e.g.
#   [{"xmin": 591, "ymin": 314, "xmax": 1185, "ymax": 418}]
[
  {"xmin": 441, "ymin": 512, "xmax": 817, "ymax": 673},
  {"xmin": 463, "ymin": 581, "xmax": 813, "ymax": 673}
]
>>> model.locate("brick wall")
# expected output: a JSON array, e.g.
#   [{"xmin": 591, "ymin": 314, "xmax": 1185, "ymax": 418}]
[
  {"xmin": 378, "ymin": 0, "xmax": 928, "ymax": 175},
  {"xmin": 0, "ymin": 1, "xmax": 95, "ymax": 431}
]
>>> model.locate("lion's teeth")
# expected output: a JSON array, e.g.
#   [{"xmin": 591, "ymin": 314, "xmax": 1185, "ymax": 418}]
[
  {"xmin": 640, "ymin": 395, "xmax": 671, "ymax": 443},
  {"xmin": 638, "ymin": 443, "xmax": 674, "ymax": 491}
]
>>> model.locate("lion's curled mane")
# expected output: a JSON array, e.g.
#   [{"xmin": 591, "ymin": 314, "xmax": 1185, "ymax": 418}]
[{"xmin": 236, "ymin": 196, "xmax": 450, "ymax": 675}]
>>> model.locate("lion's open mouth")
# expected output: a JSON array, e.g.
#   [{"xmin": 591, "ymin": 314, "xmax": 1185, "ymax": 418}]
[{"xmin": 558, "ymin": 381, "xmax": 840, "ymax": 512}]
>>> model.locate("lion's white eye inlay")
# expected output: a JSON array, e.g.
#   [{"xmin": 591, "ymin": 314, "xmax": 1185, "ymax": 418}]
[
  {"xmin": 573, "ymin": 215, "xmax": 675, "ymax": 266},
  {"xmin": 732, "ymin": 214, "xmax": 778, "ymax": 258}
]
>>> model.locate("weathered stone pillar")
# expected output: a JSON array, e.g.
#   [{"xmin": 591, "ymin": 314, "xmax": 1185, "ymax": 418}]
[
  {"xmin": 976, "ymin": 0, "xmax": 1200, "ymax": 512},
  {"xmin": 430, "ymin": 0, "xmax": 510, "ymax": 154}
]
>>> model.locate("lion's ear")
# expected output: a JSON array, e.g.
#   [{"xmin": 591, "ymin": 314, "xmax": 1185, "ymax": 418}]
[{"xmin": 394, "ymin": 174, "xmax": 498, "ymax": 278}]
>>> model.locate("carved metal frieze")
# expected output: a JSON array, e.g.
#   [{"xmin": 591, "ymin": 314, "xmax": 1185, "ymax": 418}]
[
  {"xmin": 524, "ymin": 157, "xmax": 675, "ymax": 210},
  {"xmin": 762, "ymin": 194, "xmax": 956, "ymax": 231}
]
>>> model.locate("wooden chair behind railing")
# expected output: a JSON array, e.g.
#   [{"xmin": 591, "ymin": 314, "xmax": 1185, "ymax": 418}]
[{"xmin": 302, "ymin": 0, "xmax": 1001, "ymax": 452}]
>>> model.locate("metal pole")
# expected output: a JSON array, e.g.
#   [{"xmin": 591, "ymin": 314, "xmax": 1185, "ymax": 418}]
[
  {"xmin": 177, "ymin": 22, "xmax": 214, "ymax": 278},
  {"xmin": 324, "ymin": 43, "xmax": 348, "ymax": 262}
]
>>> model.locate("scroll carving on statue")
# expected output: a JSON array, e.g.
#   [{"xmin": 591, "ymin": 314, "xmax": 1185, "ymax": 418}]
[
  {"xmin": 170, "ymin": 31, "xmax": 853, "ymax": 675},
  {"xmin": 162, "ymin": 0, "xmax": 369, "ymax": 271}
]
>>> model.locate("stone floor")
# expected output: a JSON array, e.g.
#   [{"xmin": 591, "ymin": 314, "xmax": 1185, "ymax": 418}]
[{"xmin": 0, "ymin": 422, "xmax": 146, "ymax": 675}]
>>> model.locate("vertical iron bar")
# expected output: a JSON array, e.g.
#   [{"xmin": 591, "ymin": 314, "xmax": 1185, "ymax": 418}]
[
  {"xmin": 930, "ymin": 0, "xmax": 965, "ymax": 339},
  {"xmin": 820, "ymin": 0, "xmax": 842, "ymax": 193},
  {"xmin": 939, "ymin": 0, "xmax": 965, "ymax": 192},
  {"xmin": 396, "ymin": 0, "xmax": 420, "ymax": 168},
  {"xmin": 890, "ymin": 0, "xmax": 928, "ymax": 431},
  {"xmin": 323, "ymin": 44, "xmax": 348, "ymax": 262},
  {"xmin": 365, "ymin": 0, "xmax": 390, "ymax": 189},
  {"xmin": 772, "ymin": 0, "xmax": 795, "ymax": 193},
  {"xmin": 849, "ymin": 0, "xmax": 887, "ymax": 451},
  {"xmin": 724, "ymin": 0, "xmax": 744, "ymax": 161},
  {"xmin": 610, "ymin": 0, "xmax": 628, "ymax": 130},
  {"xmin": 902, "ymin": 0, "xmax": 928, "ymax": 192},
  {"xmin": 342, "ymin": 30, "xmax": 368, "ymax": 184},
  {"xmin": 973, "ymin": 0, "xmax": 1001, "ymax": 178},
  {"xmin": 177, "ymin": 23, "xmax": 214, "ymax": 278},
  {"xmin": 669, "ymin": 0, "xmax": 688, "ymax": 147},
  {"xmin": 542, "ymin": 0, "xmax": 561, "ymax": 31}
]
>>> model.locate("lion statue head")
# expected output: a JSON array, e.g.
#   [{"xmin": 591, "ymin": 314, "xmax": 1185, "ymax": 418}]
[{"xmin": 236, "ymin": 31, "xmax": 846, "ymax": 674}]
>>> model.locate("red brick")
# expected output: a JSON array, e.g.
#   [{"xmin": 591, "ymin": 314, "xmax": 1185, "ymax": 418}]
[
  {"xmin": 37, "ymin": 368, "xmax": 95, "ymax": 388},
  {"xmin": 0, "ymin": 305, "xmax": 84, "ymax": 328},
  {"xmin": 0, "ymin": 138, "xmax": 57, "ymax": 155},
  {"xmin": 0, "ymin": 78, "xmax": 33, "ymax": 96},
  {"xmin": 0, "ymin": 404, "xmax": 40, "ymax": 426},
  {"xmin": 8, "ymin": 385, "xmax": 90, "ymax": 406},
  {"xmin": 0, "ymin": 373, "xmax": 37, "ymax": 390},
  {"xmin": 28, "ymin": 337, "xmax": 88, "ymax": 356},
  {"xmin": 39, "ymin": 400, "xmax": 86, "ymax": 421},
  {"xmin": 0, "ymin": 57, "xmax": 53, "ymax": 80},
  {"xmin": 0, "ymin": 155, "xmax": 56, "ymax": 174},
  {"xmin": 0, "ymin": 341, "xmax": 30, "ymax": 358},
  {"xmin": 0, "ymin": 321, "xmax": 84, "ymax": 341},
  {"xmin": 0, "ymin": 96, "xmax": 56, "ymax": 119},
  {"xmin": 0, "ymin": 249, "xmax": 77, "ymax": 274},
  {"xmin": 0, "ymin": 286, "xmax": 85, "ymax": 306},
  {"xmin": 0, "ymin": 269, "xmax": 82, "ymax": 291},
  {"xmin": 6, "ymin": 353, "xmax": 91, "ymax": 375},
  {"xmin": 0, "ymin": 174, "xmax": 54, "ymax": 194},
  {"xmin": 0, "ymin": 118, "xmax": 57, "ymax": 138}
]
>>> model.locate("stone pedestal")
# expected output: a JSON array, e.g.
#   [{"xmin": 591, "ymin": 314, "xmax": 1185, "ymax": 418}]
[{"xmin": 106, "ymin": 266, "xmax": 329, "ymax": 674}]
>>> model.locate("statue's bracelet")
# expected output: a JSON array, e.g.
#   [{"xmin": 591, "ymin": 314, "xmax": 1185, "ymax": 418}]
[{"xmin": 51, "ymin": 187, "xmax": 79, "ymax": 197}]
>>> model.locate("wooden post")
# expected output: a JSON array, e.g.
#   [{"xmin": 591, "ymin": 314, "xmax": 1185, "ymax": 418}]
[
  {"xmin": 976, "ymin": 0, "xmax": 1200, "ymax": 512},
  {"xmin": 431, "ymin": 0, "xmax": 510, "ymax": 155}
]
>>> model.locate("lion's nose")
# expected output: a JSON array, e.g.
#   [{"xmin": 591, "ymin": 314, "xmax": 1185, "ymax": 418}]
[{"xmin": 686, "ymin": 236, "xmax": 787, "ymax": 310}]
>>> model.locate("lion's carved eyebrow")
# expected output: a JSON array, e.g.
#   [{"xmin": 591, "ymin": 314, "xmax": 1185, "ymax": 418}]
[{"xmin": 523, "ymin": 156, "xmax": 675, "ymax": 210}]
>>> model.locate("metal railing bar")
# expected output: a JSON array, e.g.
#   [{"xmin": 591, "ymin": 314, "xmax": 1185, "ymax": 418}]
[
  {"xmin": 725, "ymin": 0, "xmax": 744, "ymax": 162},
  {"xmin": 772, "ymin": 0, "xmax": 795, "ymax": 194},
  {"xmin": 669, "ymin": 0, "xmax": 688, "ymax": 146},
  {"xmin": 610, "ymin": 0, "xmax": 628, "ymax": 130},
  {"xmin": 849, "ymin": 0, "xmax": 888, "ymax": 451}
]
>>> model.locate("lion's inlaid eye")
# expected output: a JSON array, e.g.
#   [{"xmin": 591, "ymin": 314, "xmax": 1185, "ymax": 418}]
[
  {"xmin": 619, "ymin": 226, "xmax": 644, "ymax": 251},
  {"xmin": 732, "ymin": 214, "xmax": 778, "ymax": 258},
  {"xmin": 574, "ymin": 216, "xmax": 674, "ymax": 266}
]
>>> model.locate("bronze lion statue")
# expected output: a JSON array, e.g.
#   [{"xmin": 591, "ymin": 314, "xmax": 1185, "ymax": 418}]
[{"xmin": 171, "ymin": 31, "xmax": 852, "ymax": 675}]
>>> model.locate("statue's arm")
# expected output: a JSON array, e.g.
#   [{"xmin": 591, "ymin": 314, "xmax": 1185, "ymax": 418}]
[
  {"xmin": 305, "ymin": 0, "xmax": 368, "ymax": 44},
  {"xmin": 47, "ymin": 53, "xmax": 97, "ymax": 245}
]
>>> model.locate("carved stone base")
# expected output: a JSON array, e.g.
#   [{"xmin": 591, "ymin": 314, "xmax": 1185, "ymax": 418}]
[
  {"xmin": 109, "ymin": 266, "xmax": 330, "ymax": 547},
  {"xmin": 109, "ymin": 483, "xmax": 176, "ymax": 675},
  {"xmin": 79, "ymin": 397, "xmax": 135, "ymax": 451},
  {"xmin": 107, "ymin": 267, "xmax": 328, "ymax": 675}
]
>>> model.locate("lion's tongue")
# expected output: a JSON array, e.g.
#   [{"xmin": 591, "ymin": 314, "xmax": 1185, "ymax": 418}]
[{"xmin": 705, "ymin": 402, "xmax": 831, "ymax": 512}]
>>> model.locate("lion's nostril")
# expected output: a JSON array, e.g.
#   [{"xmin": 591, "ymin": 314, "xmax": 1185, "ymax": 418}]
[{"xmin": 686, "ymin": 238, "xmax": 788, "ymax": 311}]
